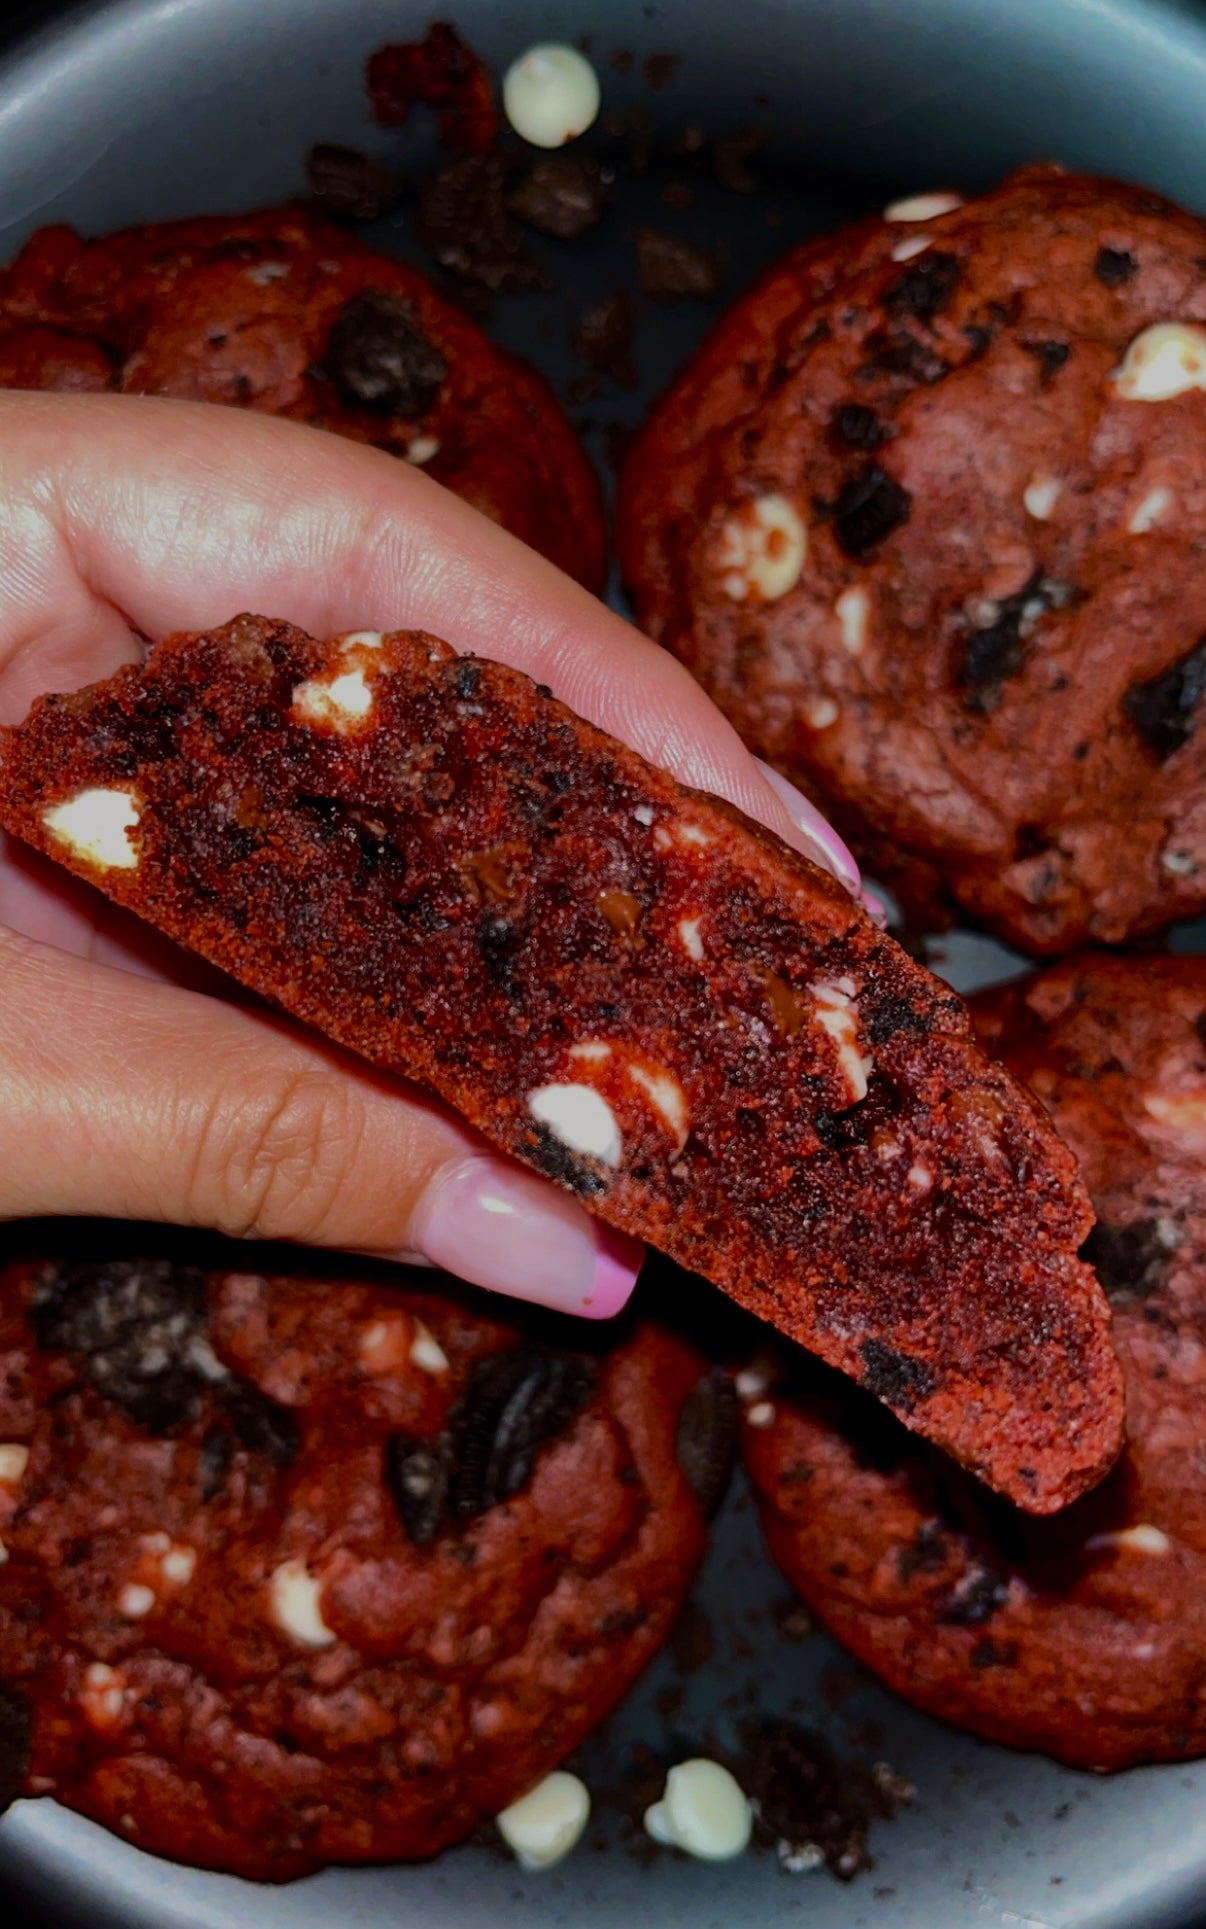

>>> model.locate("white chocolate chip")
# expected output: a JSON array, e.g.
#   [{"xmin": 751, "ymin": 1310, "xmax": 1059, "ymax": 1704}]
[
  {"xmin": 907, "ymin": 1159, "xmax": 934, "ymax": 1194},
  {"xmin": 883, "ymin": 191, "xmax": 964, "ymax": 222},
  {"xmin": 804, "ymin": 695, "xmax": 840, "ymax": 731},
  {"xmin": 117, "ymin": 1582, "xmax": 156, "ymax": 1620},
  {"xmin": 0, "ymin": 1444, "xmax": 28, "ymax": 1486},
  {"xmin": 528, "ymin": 1083, "xmax": 622, "ymax": 1166},
  {"xmin": 291, "ymin": 666, "xmax": 374, "ymax": 730},
  {"xmin": 269, "ymin": 1559, "xmax": 336, "ymax": 1648},
  {"xmin": 406, "ymin": 435, "xmax": 441, "ymax": 465},
  {"xmin": 835, "ymin": 585, "xmax": 868, "ymax": 655},
  {"xmin": 1127, "ymin": 486, "xmax": 1171, "ymax": 533},
  {"xmin": 1162, "ymin": 849, "xmax": 1196, "ymax": 876},
  {"xmin": 502, "ymin": 44, "xmax": 600, "ymax": 148},
  {"xmin": 677, "ymin": 916, "xmax": 705, "ymax": 961},
  {"xmin": 889, "ymin": 234, "xmax": 931, "ymax": 263},
  {"xmin": 81, "ymin": 1662, "xmax": 127, "ymax": 1729},
  {"xmin": 735, "ymin": 1351, "xmax": 781, "ymax": 1401},
  {"xmin": 339, "ymin": 629, "xmax": 384, "ymax": 650},
  {"xmin": 633, "ymin": 804, "xmax": 655, "ymax": 827},
  {"xmin": 359, "ymin": 1316, "xmax": 412, "ymax": 1374},
  {"xmin": 1144, "ymin": 1089, "xmax": 1206, "ymax": 1132},
  {"xmin": 161, "ymin": 1545, "xmax": 197, "ymax": 1586},
  {"xmin": 627, "ymin": 1062, "xmax": 689, "ymax": 1147},
  {"xmin": 1111, "ymin": 322, "xmax": 1206, "ymax": 400},
  {"xmin": 0, "ymin": 1539, "xmax": 7, "ymax": 1566},
  {"xmin": 1085, "ymin": 1523, "xmax": 1171, "ymax": 1556},
  {"xmin": 676, "ymin": 821, "xmax": 713, "ymax": 848},
  {"xmin": 410, "ymin": 1319, "xmax": 450, "ymax": 1375},
  {"xmin": 716, "ymin": 495, "xmax": 806, "ymax": 603},
  {"xmin": 644, "ymin": 1760, "xmax": 752, "ymax": 1861},
  {"xmin": 42, "ymin": 786, "xmax": 141, "ymax": 870},
  {"xmin": 245, "ymin": 260, "xmax": 289, "ymax": 285},
  {"xmin": 1023, "ymin": 474, "xmax": 1061, "ymax": 521},
  {"xmin": 497, "ymin": 1770, "xmax": 591, "ymax": 1869},
  {"xmin": 569, "ymin": 1039, "xmax": 613, "ymax": 1063},
  {"xmin": 745, "ymin": 1401, "xmax": 776, "ymax": 1429},
  {"xmin": 140, "ymin": 1532, "xmax": 170, "ymax": 1555},
  {"xmin": 654, "ymin": 820, "xmax": 714, "ymax": 852},
  {"xmin": 811, "ymin": 983, "xmax": 872, "ymax": 1104}
]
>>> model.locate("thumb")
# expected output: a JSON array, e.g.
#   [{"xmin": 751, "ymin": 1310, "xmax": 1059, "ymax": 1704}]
[{"xmin": 0, "ymin": 926, "xmax": 640, "ymax": 1320}]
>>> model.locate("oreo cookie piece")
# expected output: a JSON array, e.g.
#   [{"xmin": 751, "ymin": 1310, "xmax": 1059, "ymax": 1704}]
[
  {"xmin": 619, "ymin": 165, "xmax": 1206, "ymax": 951},
  {"xmin": 0, "ymin": 1247, "xmax": 709, "ymax": 1876},
  {"xmin": 742, "ymin": 955, "xmax": 1206, "ymax": 1771}
]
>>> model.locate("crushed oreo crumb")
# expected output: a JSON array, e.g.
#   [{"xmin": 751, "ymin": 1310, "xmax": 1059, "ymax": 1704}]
[
  {"xmin": 0, "ymin": 1683, "xmax": 31, "ymax": 1818},
  {"xmin": 1124, "ymin": 638, "xmax": 1206, "ymax": 761},
  {"xmin": 325, "ymin": 291, "xmax": 448, "ymax": 415},
  {"xmin": 31, "ymin": 1257, "xmax": 211, "ymax": 1432},
  {"xmin": 938, "ymin": 1563, "xmax": 1010, "ymax": 1626},
  {"xmin": 867, "ymin": 994, "xmax": 928, "ymax": 1046},
  {"xmin": 451, "ymin": 1348, "xmax": 596, "ymax": 1518},
  {"xmin": 387, "ymin": 1432, "xmax": 453, "ymax": 1546},
  {"xmin": 960, "ymin": 574, "xmax": 1077, "ymax": 713},
  {"xmin": 1021, "ymin": 338, "xmax": 1070, "ymax": 386},
  {"xmin": 858, "ymin": 1340, "xmax": 935, "ymax": 1411},
  {"xmin": 1081, "ymin": 1216, "xmax": 1176, "ymax": 1303},
  {"xmin": 898, "ymin": 1518, "xmax": 949, "ymax": 1581},
  {"xmin": 748, "ymin": 1720, "xmax": 910, "ymax": 1881},
  {"xmin": 830, "ymin": 403, "xmax": 889, "ymax": 451},
  {"xmin": 507, "ymin": 154, "xmax": 610, "ymax": 241},
  {"xmin": 304, "ymin": 144, "xmax": 401, "ymax": 223},
  {"xmin": 1093, "ymin": 246, "xmax": 1137, "ymax": 287},
  {"xmin": 419, "ymin": 154, "xmax": 549, "ymax": 294},
  {"xmin": 223, "ymin": 1383, "xmax": 301, "ymax": 1467},
  {"xmin": 857, "ymin": 328, "xmax": 950, "ymax": 386},
  {"xmin": 884, "ymin": 251, "xmax": 961, "ymax": 323},
  {"xmin": 675, "ymin": 1370, "xmax": 739, "ymax": 1518},
  {"xmin": 832, "ymin": 466, "xmax": 912, "ymax": 558},
  {"xmin": 635, "ymin": 227, "xmax": 722, "ymax": 301}
]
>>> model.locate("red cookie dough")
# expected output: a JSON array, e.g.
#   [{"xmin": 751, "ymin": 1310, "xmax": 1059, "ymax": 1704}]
[
  {"xmin": 617, "ymin": 166, "xmax": 1206, "ymax": 952},
  {"xmin": 743, "ymin": 953, "xmax": 1206, "ymax": 1770},
  {"xmin": 0, "ymin": 615, "xmax": 1124, "ymax": 1510},
  {"xmin": 0, "ymin": 1240, "xmax": 713, "ymax": 1878},
  {"xmin": 0, "ymin": 206, "xmax": 604, "ymax": 590}
]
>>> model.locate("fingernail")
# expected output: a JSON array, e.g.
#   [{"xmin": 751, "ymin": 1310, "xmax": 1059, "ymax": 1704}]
[
  {"xmin": 861, "ymin": 884, "xmax": 890, "ymax": 927},
  {"xmin": 408, "ymin": 1157, "xmax": 643, "ymax": 1319},
  {"xmin": 755, "ymin": 758, "xmax": 862, "ymax": 895}
]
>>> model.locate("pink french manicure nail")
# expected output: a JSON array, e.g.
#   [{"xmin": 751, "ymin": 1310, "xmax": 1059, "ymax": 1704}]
[
  {"xmin": 754, "ymin": 758, "xmax": 862, "ymax": 896},
  {"xmin": 407, "ymin": 1157, "xmax": 643, "ymax": 1319}
]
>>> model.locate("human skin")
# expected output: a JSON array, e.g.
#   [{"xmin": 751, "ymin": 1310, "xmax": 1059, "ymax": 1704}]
[{"xmin": 0, "ymin": 392, "xmax": 860, "ymax": 1319}]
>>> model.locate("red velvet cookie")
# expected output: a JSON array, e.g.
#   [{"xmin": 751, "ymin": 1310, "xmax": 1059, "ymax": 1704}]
[
  {"xmin": 618, "ymin": 166, "xmax": 1206, "ymax": 951},
  {"xmin": 0, "ymin": 1238, "xmax": 714, "ymax": 1877},
  {"xmin": 0, "ymin": 206, "xmax": 605, "ymax": 590},
  {"xmin": 0, "ymin": 615, "xmax": 1124, "ymax": 1511},
  {"xmin": 743, "ymin": 954, "xmax": 1206, "ymax": 1770}
]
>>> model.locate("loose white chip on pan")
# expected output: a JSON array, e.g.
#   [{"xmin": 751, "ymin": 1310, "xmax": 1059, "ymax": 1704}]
[
  {"xmin": 644, "ymin": 1759, "xmax": 753, "ymax": 1860},
  {"xmin": 528, "ymin": 1083, "xmax": 623, "ymax": 1165},
  {"xmin": 503, "ymin": 45, "xmax": 600, "ymax": 148},
  {"xmin": 496, "ymin": 1770, "xmax": 591, "ymax": 1869},
  {"xmin": 42, "ymin": 786, "xmax": 141, "ymax": 870},
  {"xmin": 1111, "ymin": 321, "xmax": 1206, "ymax": 400}
]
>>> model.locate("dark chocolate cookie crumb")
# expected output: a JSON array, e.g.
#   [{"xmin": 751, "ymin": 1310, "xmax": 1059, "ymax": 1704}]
[
  {"xmin": 419, "ymin": 154, "xmax": 549, "ymax": 294},
  {"xmin": 325, "ymin": 291, "xmax": 448, "ymax": 415},
  {"xmin": 0, "ymin": 1683, "xmax": 32, "ymax": 1817},
  {"xmin": 748, "ymin": 1720, "xmax": 907, "ymax": 1881},
  {"xmin": 960, "ymin": 575, "xmax": 1076, "ymax": 713},
  {"xmin": 1093, "ymin": 246, "xmax": 1137, "ymax": 287},
  {"xmin": 1124, "ymin": 638, "xmax": 1206, "ymax": 761},
  {"xmin": 635, "ymin": 228, "xmax": 722, "ymax": 301},
  {"xmin": 387, "ymin": 1432, "xmax": 453, "ymax": 1546},
  {"xmin": 571, "ymin": 289, "xmax": 638, "ymax": 387},
  {"xmin": 304, "ymin": 144, "xmax": 401, "ymax": 224},
  {"xmin": 830, "ymin": 403, "xmax": 889, "ymax": 451},
  {"xmin": 675, "ymin": 1369, "xmax": 738, "ymax": 1517},
  {"xmin": 858, "ymin": 1341, "xmax": 935, "ymax": 1411},
  {"xmin": 31, "ymin": 1257, "xmax": 210, "ymax": 1433},
  {"xmin": 832, "ymin": 466, "xmax": 912, "ymax": 558},
  {"xmin": 507, "ymin": 155, "xmax": 610, "ymax": 241},
  {"xmin": 222, "ymin": 1383, "xmax": 301, "ymax": 1467}
]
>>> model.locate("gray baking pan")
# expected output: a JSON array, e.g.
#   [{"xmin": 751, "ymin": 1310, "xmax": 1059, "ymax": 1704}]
[{"xmin": 1, "ymin": 1, "xmax": 1206, "ymax": 1925}]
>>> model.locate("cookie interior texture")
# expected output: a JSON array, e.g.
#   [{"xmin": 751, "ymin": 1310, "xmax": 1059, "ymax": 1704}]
[
  {"xmin": 0, "ymin": 615, "xmax": 1124, "ymax": 1511},
  {"xmin": 743, "ymin": 954, "xmax": 1206, "ymax": 1770},
  {"xmin": 617, "ymin": 165, "xmax": 1206, "ymax": 954},
  {"xmin": 0, "ymin": 1236, "xmax": 710, "ymax": 1877}
]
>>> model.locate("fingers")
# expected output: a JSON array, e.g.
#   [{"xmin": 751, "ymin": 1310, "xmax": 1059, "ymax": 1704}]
[
  {"xmin": 0, "ymin": 926, "xmax": 641, "ymax": 1319},
  {"xmin": 0, "ymin": 391, "xmax": 859, "ymax": 881}
]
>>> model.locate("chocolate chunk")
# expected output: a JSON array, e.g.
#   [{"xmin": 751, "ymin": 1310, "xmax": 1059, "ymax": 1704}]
[
  {"xmin": 223, "ymin": 1384, "xmax": 300, "ymax": 1467},
  {"xmin": 1081, "ymin": 1216, "xmax": 1174, "ymax": 1303},
  {"xmin": 1124, "ymin": 638, "xmax": 1206, "ymax": 761},
  {"xmin": 571, "ymin": 289, "xmax": 638, "ymax": 387},
  {"xmin": 449, "ymin": 1348, "xmax": 596, "ymax": 1518},
  {"xmin": 830, "ymin": 403, "xmax": 889, "ymax": 450},
  {"xmin": 325, "ymin": 291, "xmax": 448, "ymax": 416},
  {"xmin": 884, "ymin": 251, "xmax": 961, "ymax": 323},
  {"xmin": 748, "ymin": 1720, "xmax": 880, "ymax": 1881},
  {"xmin": 304, "ymin": 144, "xmax": 401, "ymax": 223},
  {"xmin": 31, "ymin": 1257, "xmax": 209, "ymax": 1433},
  {"xmin": 635, "ymin": 228, "xmax": 722, "ymax": 301},
  {"xmin": 857, "ymin": 328, "xmax": 950, "ymax": 386},
  {"xmin": 938, "ymin": 1563, "xmax": 1009, "ymax": 1626},
  {"xmin": 1021, "ymin": 338, "xmax": 1070, "ymax": 386},
  {"xmin": 0, "ymin": 1683, "xmax": 31, "ymax": 1817},
  {"xmin": 675, "ymin": 1369, "xmax": 739, "ymax": 1518},
  {"xmin": 832, "ymin": 466, "xmax": 912, "ymax": 558},
  {"xmin": 507, "ymin": 155, "xmax": 609, "ymax": 241},
  {"xmin": 858, "ymin": 1340, "xmax": 935, "ymax": 1411},
  {"xmin": 418, "ymin": 154, "xmax": 548, "ymax": 295},
  {"xmin": 897, "ymin": 1517, "xmax": 948, "ymax": 1580},
  {"xmin": 867, "ymin": 994, "xmax": 928, "ymax": 1046},
  {"xmin": 387, "ymin": 1432, "xmax": 453, "ymax": 1547},
  {"xmin": 1093, "ymin": 246, "xmax": 1137, "ymax": 287}
]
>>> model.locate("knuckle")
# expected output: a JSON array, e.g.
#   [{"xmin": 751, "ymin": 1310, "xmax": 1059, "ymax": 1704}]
[{"xmin": 195, "ymin": 1061, "xmax": 368, "ymax": 1247}]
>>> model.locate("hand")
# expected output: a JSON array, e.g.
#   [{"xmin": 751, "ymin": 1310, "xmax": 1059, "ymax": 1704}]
[{"xmin": 0, "ymin": 390, "xmax": 862, "ymax": 1318}]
